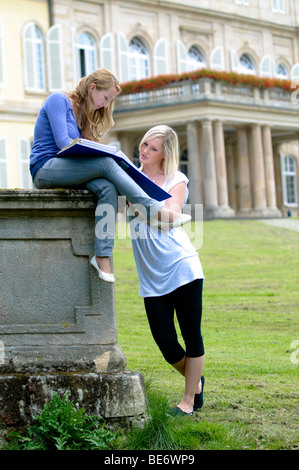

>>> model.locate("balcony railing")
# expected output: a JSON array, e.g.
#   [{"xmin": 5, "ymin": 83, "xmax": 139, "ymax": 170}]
[{"xmin": 115, "ymin": 78, "xmax": 293, "ymax": 111}]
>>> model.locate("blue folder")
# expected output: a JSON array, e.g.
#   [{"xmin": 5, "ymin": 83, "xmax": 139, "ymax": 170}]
[{"xmin": 58, "ymin": 138, "xmax": 171, "ymax": 202}]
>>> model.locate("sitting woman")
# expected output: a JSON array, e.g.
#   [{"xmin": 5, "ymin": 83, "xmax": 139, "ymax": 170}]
[{"xmin": 30, "ymin": 69, "xmax": 191, "ymax": 283}]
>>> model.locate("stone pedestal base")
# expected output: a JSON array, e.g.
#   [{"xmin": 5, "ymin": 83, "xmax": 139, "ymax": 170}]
[
  {"xmin": 204, "ymin": 205, "xmax": 235, "ymax": 219},
  {"xmin": 236, "ymin": 207, "xmax": 282, "ymax": 218},
  {"xmin": 0, "ymin": 370, "xmax": 147, "ymax": 429},
  {"xmin": 252, "ymin": 207, "xmax": 282, "ymax": 218},
  {"xmin": 0, "ymin": 190, "xmax": 147, "ymax": 433}
]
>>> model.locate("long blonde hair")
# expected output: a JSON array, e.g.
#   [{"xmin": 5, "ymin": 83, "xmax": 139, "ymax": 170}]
[
  {"xmin": 139, "ymin": 125, "xmax": 179, "ymax": 180},
  {"xmin": 68, "ymin": 68, "xmax": 121, "ymax": 141}
]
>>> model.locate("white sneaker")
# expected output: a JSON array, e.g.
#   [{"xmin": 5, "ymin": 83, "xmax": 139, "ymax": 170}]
[{"xmin": 90, "ymin": 256, "xmax": 115, "ymax": 283}]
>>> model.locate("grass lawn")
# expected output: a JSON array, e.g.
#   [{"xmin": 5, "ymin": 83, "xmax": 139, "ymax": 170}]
[{"xmin": 113, "ymin": 219, "xmax": 299, "ymax": 450}]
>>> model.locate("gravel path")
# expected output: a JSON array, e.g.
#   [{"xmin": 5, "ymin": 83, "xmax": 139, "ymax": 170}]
[{"xmin": 259, "ymin": 218, "xmax": 299, "ymax": 232}]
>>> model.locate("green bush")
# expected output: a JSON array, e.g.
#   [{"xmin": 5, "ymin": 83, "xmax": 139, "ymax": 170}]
[{"xmin": 5, "ymin": 392, "xmax": 116, "ymax": 450}]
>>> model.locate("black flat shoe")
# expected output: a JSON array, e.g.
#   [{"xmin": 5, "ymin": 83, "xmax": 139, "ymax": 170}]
[
  {"xmin": 168, "ymin": 406, "xmax": 193, "ymax": 417},
  {"xmin": 193, "ymin": 376, "xmax": 205, "ymax": 411}
]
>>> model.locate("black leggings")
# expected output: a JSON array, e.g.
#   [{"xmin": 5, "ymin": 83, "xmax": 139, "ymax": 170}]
[{"xmin": 144, "ymin": 279, "xmax": 204, "ymax": 364}]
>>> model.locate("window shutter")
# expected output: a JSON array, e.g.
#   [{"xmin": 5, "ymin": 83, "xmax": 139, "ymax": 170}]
[
  {"xmin": 23, "ymin": 22, "xmax": 46, "ymax": 91},
  {"xmin": 23, "ymin": 22, "xmax": 45, "ymax": 91},
  {"xmin": 47, "ymin": 24, "xmax": 64, "ymax": 91},
  {"xmin": 291, "ymin": 64, "xmax": 299, "ymax": 80},
  {"xmin": 18, "ymin": 138, "xmax": 33, "ymax": 189},
  {"xmin": 100, "ymin": 32, "xmax": 114, "ymax": 72},
  {"xmin": 0, "ymin": 137, "xmax": 8, "ymax": 188},
  {"xmin": 210, "ymin": 46, "xmax": 224, "ymax": 71},
  {"xmin": 259, "ymin": 55, "xmax": 273, "ymax": 78},
  {"xmin": 154, "ymin": 38, "xmax": 168, "ymax": 75},
  {"xmin": 23, "ymin": 22, "xmax": 35, "ymax": 90},
  {"xmin": 117, "ymin": 32, "xmax": 129, "ymax": 82},
  {"xmin": 272, "ymin": 0, "xmax": 285, "ymax": 12},
  {"xmin": 230, "ymin": 49, "xmax": 240, "ymax": 73},
  {"xmin": 177, "ymin": 40, "xmax": 188, "ymax": 73},
  {"xmin": 280, "ymin": 0, "xmax": 285, "ymax": 10},
  {"xmin": 72, "ymin": 27, "xmax": 80, "ymax": 85},
  {"xmin": 0, "ymin": 18, "xmax": 5, "ymax": 86}
]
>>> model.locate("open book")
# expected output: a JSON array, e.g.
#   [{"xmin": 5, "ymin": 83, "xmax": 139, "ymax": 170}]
[{"xmin": 58, "ymin": 138, "xmax": 171, "ymax": 202}]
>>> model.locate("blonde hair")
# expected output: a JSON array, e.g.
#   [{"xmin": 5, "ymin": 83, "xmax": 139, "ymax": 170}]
[
  {"xmin": 139, "ymin": 125, "xmax": 179, "ymax": 180},
  {"xmin": 68, "ymin": 68, "xmax": 121, "ymax": 141}
]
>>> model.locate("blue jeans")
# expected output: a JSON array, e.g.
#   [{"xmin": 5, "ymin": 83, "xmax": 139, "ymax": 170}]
[{"xmin": 34, "ymin": 156, "xmax": 163, "ymax": 257}]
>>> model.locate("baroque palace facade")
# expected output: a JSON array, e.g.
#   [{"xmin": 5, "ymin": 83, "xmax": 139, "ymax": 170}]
[{"xmin": 1, "ymin": 0, "xmax": 299, "ymax": 218}]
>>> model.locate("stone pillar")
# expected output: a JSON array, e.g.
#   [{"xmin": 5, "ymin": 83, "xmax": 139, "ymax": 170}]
[
  {"xmin": 236, "ymin": 127, "xmax": 252, "ymax": 214},
  {"xmin": 213, "ymin": 121, "xmax": 234, "ymax": 217},
  {"xmin": 262, "ymin": 126, "xmax": 281, "ymax": 216},
  {"xmin": 0, "ymin": 190, "xmax": 146, "ymax": 429},
  {"xmin": 225, "ymin": 140, "xmax": 237, "ymax": 211},
  {"xmin": 250, "ymin": 124, "xmax": 268, "ymax": 215},
  {"xmin": 273, "ymin": 144, "xmax": 283, "ymax": 211},
  {"xmin": 201, "ymin": 119, "xmax": 219, "ymax": 218},
  {"xmin": 186, "ymin": 121, "xmax": 203, "ymax": 208}
]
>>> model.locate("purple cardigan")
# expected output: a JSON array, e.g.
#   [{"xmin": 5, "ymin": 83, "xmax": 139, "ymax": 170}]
[{"xmin": 30, "ymin": 92, "xmax": 81, "ymax": 179}]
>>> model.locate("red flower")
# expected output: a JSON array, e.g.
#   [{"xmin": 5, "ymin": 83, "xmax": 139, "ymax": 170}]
[{"xmin": 120, "ymin": 69, "xmax": 292, "ymax": 95}]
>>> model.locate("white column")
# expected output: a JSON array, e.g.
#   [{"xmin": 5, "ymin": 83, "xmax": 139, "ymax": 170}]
[
  {"xmin": 225, "ymin": 140, "xmax": 237, "ymax": 211},
  {"xmin": 214, "ymin": 121, "xmax": 234, "ymax": 217},
  {"xmin": 237, "ymin": 127, "xmax": 252, "ymax": 213},
  {"xmin": 186, "ymin": 121, "xmax": 202, "ymax": 205},
  {"xmin": 250, "ymin": 124, "xmax": 267, "ymax": 211},
  {"xmin": 262, "ymin": 126, "xmax": 279, "ymax": 210},
  {"xmin": 213, "ymin": 121, "xmax": 235, "ymax": 216},
  {"xmin": 201, "ymin": 120, "xmax": 218, "ymax": 215},
  {"xmin": 214, "ymin": 120, "xmax": 228, "ymax": 207},
  {"xmin": 273, "ymin": 144, "xmax": 283, "ymax": 211}
]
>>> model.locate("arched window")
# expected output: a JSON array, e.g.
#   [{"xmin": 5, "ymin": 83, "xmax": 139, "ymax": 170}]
[
  {"xmin": 23, "ymin": 22, "xmax": 45, "ymax": 91},
  {"xmin": 281, "ymin": 155, "xmax": 297, "ymax": 205},
  {"xmin": 239, "ymin": 53, "xmax": 256, "ymax": 75},
  {"xmin": 129, "ymin": 37, "xmax": 150, "ymax": 80},
  {"xmin": 78, "ymin": 32, "xmax": 97, "ymax": 78},
  {"xmin": 275, "ymin": 63, "xmax": 289, "ymax": 79},
  {"xmin": 187, "ymin": 46, "xmax": 206, "ymax": 71}
]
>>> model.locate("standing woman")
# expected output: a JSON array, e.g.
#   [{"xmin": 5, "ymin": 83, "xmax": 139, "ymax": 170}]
[
  {"xmin": 30, "ymin": 69, "xmax": 190, "ymax": 283},
  {"xmin": 130, "ymin": 125, "xmax": 205, "ymax": 416}
]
